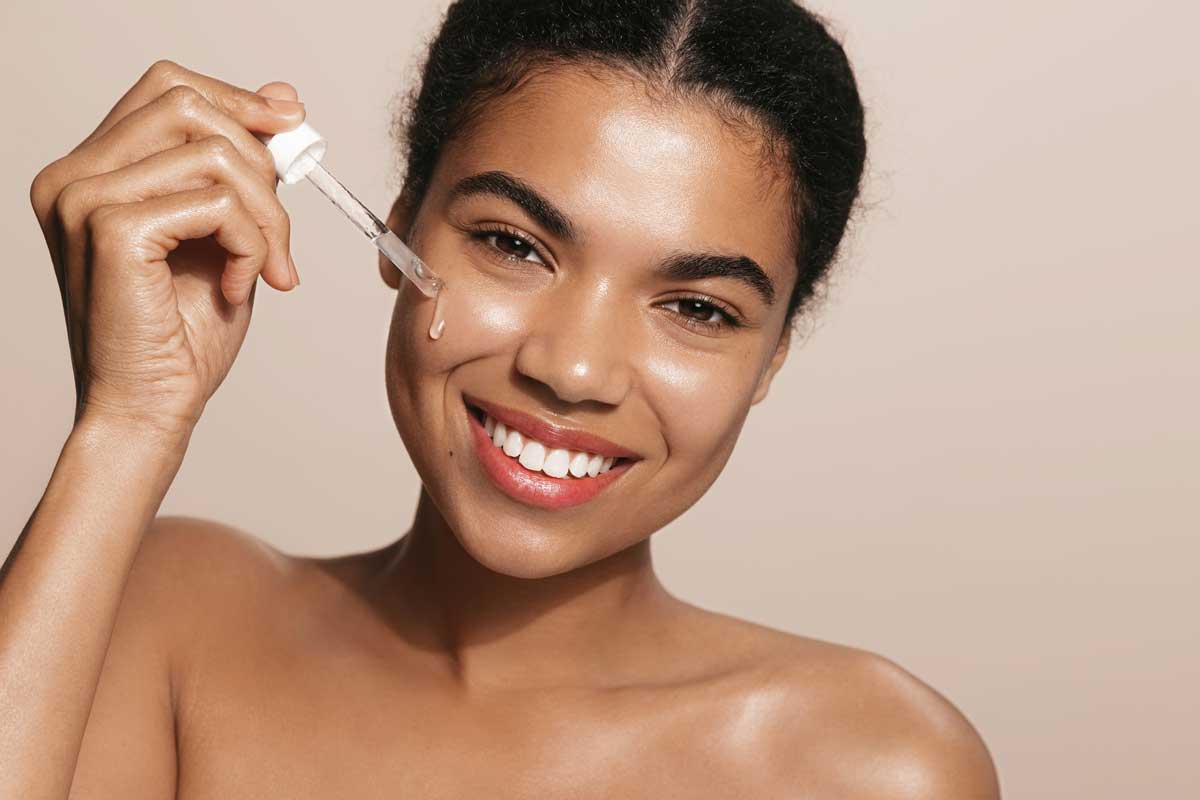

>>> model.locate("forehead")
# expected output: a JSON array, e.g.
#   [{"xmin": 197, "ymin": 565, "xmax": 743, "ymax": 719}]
[{"xmin": 436, "ymin": 67, "xmax": 796, "ymax": 288}]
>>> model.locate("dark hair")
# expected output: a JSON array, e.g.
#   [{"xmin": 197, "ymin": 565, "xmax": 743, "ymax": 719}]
[{"xmin": 393, "ymin": 0, "xmax": 866, "ymax": 327}]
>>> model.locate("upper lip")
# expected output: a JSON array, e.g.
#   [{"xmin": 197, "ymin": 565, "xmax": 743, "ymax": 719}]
[{"xmin": 464, "ymin": 393, "xmax": 642, "ymax": 460}]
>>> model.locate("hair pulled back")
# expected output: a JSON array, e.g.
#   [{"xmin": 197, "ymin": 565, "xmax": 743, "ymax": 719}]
[{"xmin": 394, "ymin": 0, "xmax": 866, "ymax": 325}]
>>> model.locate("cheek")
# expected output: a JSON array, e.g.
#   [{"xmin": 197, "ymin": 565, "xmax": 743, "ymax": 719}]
[
  {"xmin": 428, "ymin": 279, "xmax": 528, "ymax": 368},
  {"xmin": 643, "ymin": 345, "xmax": 761, "ymax": 477},
  {"xmin": 387, "ymin": 253, "xmax": 537, "ymax": 396}
]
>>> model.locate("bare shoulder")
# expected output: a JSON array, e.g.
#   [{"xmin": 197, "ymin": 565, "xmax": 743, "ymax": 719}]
[
  {"xmin": 795, "ymin": 644, "xmax": 1001, "ymax": 799},
  {"xmin": 125, "ymin": 515, "xmax": 306, "ymax": 643},
  {"xmin": 128, "ymin": 515, "xmax": 389, "ymax": 651},
  {"xmin": 69, "ymin": 515, "xmax": 304, "ymax": 793},
  {"xmin": 132, "ymin": 514, "xmax": 296, "ymax": 593},
  {"xmin": 682, "ymin": 610, "xmax": 1001, "ymax": 799}
]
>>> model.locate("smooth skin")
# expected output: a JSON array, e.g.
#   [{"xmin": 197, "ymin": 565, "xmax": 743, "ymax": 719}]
[{"xmin": 3, "ymin": 61, "xmax": 1000, "ymax": 798}]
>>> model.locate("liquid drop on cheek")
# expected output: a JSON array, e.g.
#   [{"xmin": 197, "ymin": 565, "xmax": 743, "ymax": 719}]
[{"xmin": 428, "ymin": 284, "xmax": 448, "ymax": 340}]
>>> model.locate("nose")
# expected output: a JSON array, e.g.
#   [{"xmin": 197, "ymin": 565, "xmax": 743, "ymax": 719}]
[{"xmin": 513, "ymin": 279, "xmax": 633, "ymax": 407}]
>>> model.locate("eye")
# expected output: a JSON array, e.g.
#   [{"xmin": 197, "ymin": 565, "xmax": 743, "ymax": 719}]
[
  {"xmin": 469, "ymin": 224, "xmax": 548, "ymax": 266},
  {"xmin": 659, "ymin": 295, "xmax": 743, "ymax": 334}
]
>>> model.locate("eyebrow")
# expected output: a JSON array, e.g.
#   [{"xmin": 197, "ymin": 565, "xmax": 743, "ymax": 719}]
[
  {"xmin": 447, "ymin": 170, "xmax": 778, "ymax": 306},
  {"xmin": 448, "ymin": 171, "xmax": 578, "ymax": 242}
]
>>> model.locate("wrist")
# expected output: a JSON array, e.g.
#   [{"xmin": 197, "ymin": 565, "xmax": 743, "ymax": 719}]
[
  {"xmin": 51, "ymin": 412, "xmax": 194, "ymax": 531},
  {"xmin": 70, "ymin": 410, "xmax": 195, "ymax": 461}
]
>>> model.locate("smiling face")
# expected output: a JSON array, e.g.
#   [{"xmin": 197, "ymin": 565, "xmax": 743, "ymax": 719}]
[{"xmin": 383, "ymin": 67, "xmax": 798, "ymax": 578}]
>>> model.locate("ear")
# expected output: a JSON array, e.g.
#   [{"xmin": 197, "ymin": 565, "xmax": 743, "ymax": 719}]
[
  {"xmin": 751, "ymin": 322, "xmax": 792, "ymax": 406},
  {"xmin": 379, "ymin": 193, "xmax": 417, "ymax": 290}
]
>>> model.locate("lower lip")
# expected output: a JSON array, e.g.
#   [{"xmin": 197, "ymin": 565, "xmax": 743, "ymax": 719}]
[{"xmin": 466, "ymin": 406, "xmax": 632, "ymax": 511}]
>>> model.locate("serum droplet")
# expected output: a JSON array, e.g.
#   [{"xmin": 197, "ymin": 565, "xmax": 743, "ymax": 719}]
[{"xmin": 428, "ymin": 288, "xmax": 448, "ymax": 340}]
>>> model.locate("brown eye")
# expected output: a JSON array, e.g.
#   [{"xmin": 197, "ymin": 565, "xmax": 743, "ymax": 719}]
[
  {"xmin": 493, "ymin": 234, "xmax": 534, "ymax": 259},
  {"xmin": 674, "ymin": 299, "xmax": 723, "ymax": 323},
  {"xmin": 476, "ymin": 229, "xmax": 547, "ymax": 265},
  {"xmin": 659, "ymin": 296, "xmax": 742, "ymax": 334}
]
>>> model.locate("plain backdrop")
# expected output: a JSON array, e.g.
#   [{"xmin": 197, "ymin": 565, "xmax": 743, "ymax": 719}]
[{"xmin": 2, "ymin": 1, "xmax": 1196, "ymax": 796}]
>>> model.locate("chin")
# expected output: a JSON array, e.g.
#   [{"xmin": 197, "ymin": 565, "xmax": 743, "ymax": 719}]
[{"xmin": 447, "ymin": 510, "xmax": 604, "ymax": 579}]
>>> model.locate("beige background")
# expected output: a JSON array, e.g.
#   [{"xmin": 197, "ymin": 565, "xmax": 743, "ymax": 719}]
[{"xmin": 2, "ymin": 1, "xmax": 1196, "ymax": 795}]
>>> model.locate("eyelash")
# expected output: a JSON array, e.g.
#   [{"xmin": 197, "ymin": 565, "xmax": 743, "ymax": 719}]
[
  {"xmin": 661, "ymin": 295, "xmax": 743, "ymax": 333},
  {"xmin": 467, "ymin": 224, "xmax": 744, "ymax": 334},
  {"xmin": 469, "ymin": 223, "xmax": 550, "ymax": 267}
]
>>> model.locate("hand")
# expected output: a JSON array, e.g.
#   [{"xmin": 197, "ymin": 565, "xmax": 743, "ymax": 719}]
[{"xmin": 29, "ymin": 60, "xmax": 305, "ymax": 438}]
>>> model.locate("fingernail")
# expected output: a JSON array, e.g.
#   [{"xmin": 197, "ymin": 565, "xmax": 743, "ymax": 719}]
[
  {"xmin": 289, "ymin": 255, "xmax": 300, "ymax": 288},
  {"xmin": 265, "ymin": 97, "xmax": 305, "ymax": 117}
]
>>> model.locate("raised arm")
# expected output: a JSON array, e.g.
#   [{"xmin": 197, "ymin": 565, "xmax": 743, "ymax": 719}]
[{"xmin": 1, "ymin": 60, "xmax": 303, "ymax": 798}]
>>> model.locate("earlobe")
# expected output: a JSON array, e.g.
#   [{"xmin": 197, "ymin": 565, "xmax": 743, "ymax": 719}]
[
  {"xmin": 751, "ymin": 322, "xmax": 792, "ymax": 406},
  {"xmin": 379, "ymin": 251, "xmax": 401, "ymax": 290}
]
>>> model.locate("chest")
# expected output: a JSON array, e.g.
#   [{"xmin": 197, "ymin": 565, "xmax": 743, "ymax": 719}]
[{"xmin": 173, "ymin": 652, "xmax": 776, "ymax": 799}]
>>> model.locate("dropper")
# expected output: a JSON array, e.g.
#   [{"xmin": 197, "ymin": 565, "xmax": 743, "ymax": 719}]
[{"xmin": 260, "ymin": 120, "xmax": 443, "ymax": 297}]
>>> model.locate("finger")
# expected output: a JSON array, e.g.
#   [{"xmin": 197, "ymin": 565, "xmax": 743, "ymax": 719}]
[
  {"xmin": 56, "ymin": 136, "xmax": 296, "ymax": 292},
  {"xmin": 255, "ymin": 82, "xmax": 299, "ymax": 103},
  {"xmin": 43, "ymin": 85, "xmax": 283, "ymax": 221},
  {"xmin": 86, "ymin": 185, "xmax": 269, "ymax": 308},
  {"xmin": 82, "ymin": 60, "xmax": 304, "ymax": 147}
]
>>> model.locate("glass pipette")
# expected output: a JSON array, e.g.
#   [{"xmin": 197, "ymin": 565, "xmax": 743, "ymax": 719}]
[{"xmin": 262, "ymin": 121, "xmax": 443, "ymax": 298}]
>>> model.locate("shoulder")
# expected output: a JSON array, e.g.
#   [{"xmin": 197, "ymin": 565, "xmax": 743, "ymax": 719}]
[
  {"xmin": 684, "ymin": 612, "xmax": 1000, "ymax": 799},
  {"xmin": 803, "ymin": 647, "xmax": 1001, "ymax": 799},
  {"xmin": 771, "ymin": 638, "xmax": 999, "ymax": 799},
  {"xmin": 126, "ymin": 516, "xmax": 388, "ymax": 654},
  {"xmin": 69, "ymin": 515, "xmax": 303, "ymax": 792},
  {"xmin": 122, "ymin": 515, "xmax": 304, "ymax": 647},
  {"xmin": 130, "ymin": 514, "xmax": 296, "ymax": 595}
]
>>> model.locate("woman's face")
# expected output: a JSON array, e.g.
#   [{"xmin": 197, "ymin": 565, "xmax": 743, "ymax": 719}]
[{"xmin": 384, "ymin": 68, "xmax": 797, "ymax": 578}]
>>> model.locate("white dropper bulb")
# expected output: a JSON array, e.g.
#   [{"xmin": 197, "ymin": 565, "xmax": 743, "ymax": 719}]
[{"xmin": 261, "ymin": 120, "xmax": 443, "ymax": 298}]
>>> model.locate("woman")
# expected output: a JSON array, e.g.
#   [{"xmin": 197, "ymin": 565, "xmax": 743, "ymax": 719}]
[{"xmin": 4, "ymin": 0, "xmax": 1000, "ymax": 796}]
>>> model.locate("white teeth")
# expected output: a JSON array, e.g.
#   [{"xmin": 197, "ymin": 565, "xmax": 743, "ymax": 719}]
[
  {"xmin": 482, "ymin": 414, "xmax": 622, "ymax": 480},
  {"xmin": 518, "ymin": 440, "xmax": 546, "ymax": 471},
  {"xmin": 503, "ymin": 429, "xmax": 524, "ymax": 458},
  {"xmin": 586, "ymin": 454, "xmax": 603, "ymax": 477},
  {"xmin": 543, "ymin": 448, "xmax": 570, "ymax": 479},
  {"xmin": 568, "ymin": 451, "xmax": 590, "ymax": 478}
]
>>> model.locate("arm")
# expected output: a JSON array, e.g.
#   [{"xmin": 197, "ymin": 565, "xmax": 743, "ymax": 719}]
[
  {"xmin": 0, "ymin": 416, "xmax": 189, "ymax": 799},
  {"xmin": 5, "ymin": 58, "xmax": 303, "ymax": 799}
]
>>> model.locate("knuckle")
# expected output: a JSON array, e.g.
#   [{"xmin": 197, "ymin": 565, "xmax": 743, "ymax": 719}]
[
  {"xmin": 29, "ymin": 161, "xmax": 61, "ymax": 215},
  {"xmin": 54, "ymin": 180, "xmax": 90, "ymax": 229},
  {"xmin": 85, "ymin": 205, "xmax": 130, "ymax": 253},
  {"xmin": 248, "ymin": 144, "xmax": 275, "ymax": 182},
  {"xmin": 202, "ymin": 134, "xmax": 237, "ymax": 165},
  {"xmin": 208, "ymin": 183, "xmax": 239, "ymax": 209},
  {"xmin": 144, "ymin": 59, "xmax": 183, "ymax": 87},
  {"xmin": 163, "ymin": 84, "xmax": 204, "ymax": 116}
]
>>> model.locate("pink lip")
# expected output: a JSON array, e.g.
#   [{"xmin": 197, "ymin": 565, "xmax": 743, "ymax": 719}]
[
  {"xmin": 463, "ymin": 394, "xmax": 641, "ymax": 460},
  {"xmin": 465, "ymin": 403, "xmax": 633, "ymax": 510}
]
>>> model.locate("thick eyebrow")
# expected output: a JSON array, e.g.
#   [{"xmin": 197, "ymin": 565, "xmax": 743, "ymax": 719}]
[
  {"xmin": 447, "ymin": 171, "xmax": 578, "ymax": 242},
  {"xmin": 447, "ymin": 170, "xmax": 777, "ymax": 306},
  {"xmin": 658, "ymin": 251, "xmax": 777, "ymax": 306}
]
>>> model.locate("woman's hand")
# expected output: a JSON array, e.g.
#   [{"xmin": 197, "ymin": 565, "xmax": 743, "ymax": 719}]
[{"xmin": 29, "ymin": 59, "xmax": 305, "ymax": 439}]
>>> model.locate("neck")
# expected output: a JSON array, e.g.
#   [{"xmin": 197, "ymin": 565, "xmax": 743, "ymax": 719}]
[{"xmin": 367, "ymin": 490, "xmax": 681, "ymax": 690}]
